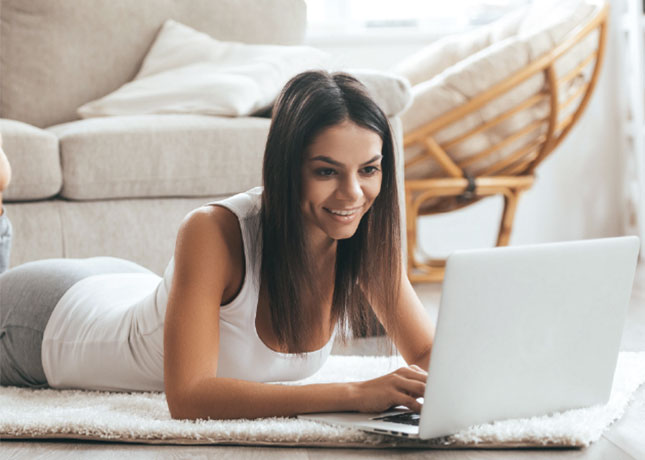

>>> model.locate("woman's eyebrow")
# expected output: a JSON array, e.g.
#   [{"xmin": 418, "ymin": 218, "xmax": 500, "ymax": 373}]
[
  {"xmin": 309, "ymin": 155, "xmax": 382, "ymax": 167},
  {"xmin": 361, "ymin": 155, "xmax": 383, "ymax": 166}
]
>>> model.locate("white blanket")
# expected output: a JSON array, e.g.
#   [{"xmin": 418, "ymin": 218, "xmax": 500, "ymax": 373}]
[{"xmin": 1, "ymin": 353, "xmax": 644, "ymax": 448}]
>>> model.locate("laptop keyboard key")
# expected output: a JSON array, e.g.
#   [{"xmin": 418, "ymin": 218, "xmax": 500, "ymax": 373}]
[{"xmin": 372, "ymin": 412, "xmax": 420, "ymax": 426}]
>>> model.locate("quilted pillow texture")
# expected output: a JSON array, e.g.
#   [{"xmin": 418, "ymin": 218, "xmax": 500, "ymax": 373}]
[
  {"xmin": 78, "ymin": 20, "xmax": 330, "ymax": 118},
  {"xmin": 396, "ymin": 0, "xmax": 602, "ymax": 180}
]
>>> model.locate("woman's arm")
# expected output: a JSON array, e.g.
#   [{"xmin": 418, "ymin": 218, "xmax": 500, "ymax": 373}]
[
  {"xmin": 397, "ymin": 273, "xmax": 435, "ymax": 370},
  {"xmin": 371, "ymin": 269, "xmax": 436, "ymax": 371},
  {"xmin": 164, "ymin": 207, "xmax": 425, "ymax": 420},
  {"xmin": 172, "ymin": 367, "xmax": 426, "ymax": 420}
]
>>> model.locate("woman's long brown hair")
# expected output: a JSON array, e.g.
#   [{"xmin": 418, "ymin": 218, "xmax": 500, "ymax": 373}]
[{"xmin": 261, "ymin": 70, "xmax": 401, "ymax": 353}]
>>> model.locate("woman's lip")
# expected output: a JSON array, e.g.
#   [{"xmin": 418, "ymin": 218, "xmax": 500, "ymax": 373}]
[
  {"xmin": 323, "ymin": 206, "xmax": 363, "ymax": 213},
  {"xmin": 323, "ymin": 207, "xmax": 362, "ymax": 222}
]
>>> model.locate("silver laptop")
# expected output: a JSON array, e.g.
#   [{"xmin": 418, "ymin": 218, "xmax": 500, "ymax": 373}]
[{"xmin": 299, "ymin": 236, "xmax": 640, "ymax": 439}]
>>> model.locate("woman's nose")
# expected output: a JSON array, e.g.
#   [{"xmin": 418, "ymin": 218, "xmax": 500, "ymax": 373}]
[{"xmin": 337, "ymin": 174, "xmax": 362, "ymax": 202}]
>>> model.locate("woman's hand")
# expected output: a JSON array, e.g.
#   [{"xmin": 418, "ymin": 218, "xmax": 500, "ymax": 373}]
[{"xmin": 349, "ymin": 365, "xmax": 427, "ymax": 413}]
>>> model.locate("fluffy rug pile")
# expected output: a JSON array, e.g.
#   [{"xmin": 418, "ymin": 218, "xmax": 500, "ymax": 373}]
[{"xmin": 1, "ymin": 353, "xmax": 644, "ymax": 449}]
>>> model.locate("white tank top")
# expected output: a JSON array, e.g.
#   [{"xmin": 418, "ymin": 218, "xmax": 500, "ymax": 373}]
[{"xmin": 41, "ymin": 187, "xmax": 335, "ymax": 391}]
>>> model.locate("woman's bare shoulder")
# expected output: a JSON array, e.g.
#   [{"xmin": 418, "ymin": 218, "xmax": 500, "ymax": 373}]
[
  {"xmin": 173, "ymin": 205, "xmax": 245, "ymax": 298},
  {"xmin": 178, "ymin": 204, "xmax": 241, "ymax": 248}
]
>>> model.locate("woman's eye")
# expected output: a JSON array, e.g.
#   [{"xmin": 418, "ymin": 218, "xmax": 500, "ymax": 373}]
[
  {"xmin": 362, "ymin": 166, "xmax": 381, "ymax": 175},
  {"xmin": 315, "ymin": 168, "xmax": 336, "ymax": 177}
]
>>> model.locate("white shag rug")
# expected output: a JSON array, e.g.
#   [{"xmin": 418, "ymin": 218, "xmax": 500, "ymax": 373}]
[{"xmin": 1, "ymin": 353, "xmax": 644, "ymax": 449}]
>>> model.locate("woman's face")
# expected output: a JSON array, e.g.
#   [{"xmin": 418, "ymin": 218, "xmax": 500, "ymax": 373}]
[{"xmin": 301, "ymin": 120, "xmax": 383, "ymax": 244}]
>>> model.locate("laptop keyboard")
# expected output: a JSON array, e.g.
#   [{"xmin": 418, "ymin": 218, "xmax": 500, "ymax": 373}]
[{"xmin": 372, "ymin": 412, "xmax": 420, "ymax": 426}]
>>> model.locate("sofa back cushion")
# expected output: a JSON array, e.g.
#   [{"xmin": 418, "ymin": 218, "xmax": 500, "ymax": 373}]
[{"xmin": 0, "ymin": 0, "xmax": 306, "ymax": 128}]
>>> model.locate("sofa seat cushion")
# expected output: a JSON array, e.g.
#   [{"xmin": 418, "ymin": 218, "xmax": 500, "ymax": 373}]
[
  {"xmin": 47, "ymin": 114, "xmax": 270, "ymax": 200},
  {"xmin": 0, "ymin": 119, "xmax": 62, "ymax": 201}
]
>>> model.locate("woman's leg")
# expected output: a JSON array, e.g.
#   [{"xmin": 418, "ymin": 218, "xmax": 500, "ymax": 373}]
[
  {"xmin": 0, "ymin": 257, "xmax": 155, "ymax": 388},
  {"xmin": 0, "ymin": 137, "xmax": 158, "ymax": 387}
]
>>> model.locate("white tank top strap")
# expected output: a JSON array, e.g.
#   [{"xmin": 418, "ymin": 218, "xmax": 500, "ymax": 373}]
[{"xmin": 205, "ymin": 186, "xmax": 263, "ymax": 220}]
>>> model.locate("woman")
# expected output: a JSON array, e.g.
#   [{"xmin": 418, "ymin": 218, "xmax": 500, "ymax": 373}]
[{"xmin": 0, "ymin": 70, "xmax": 435, "ymax": 420}]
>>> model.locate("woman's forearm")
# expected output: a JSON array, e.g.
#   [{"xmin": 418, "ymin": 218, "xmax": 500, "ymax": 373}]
[{"xmin": 169, "ymin": 377, "xmax": 356, "ymax": 420}]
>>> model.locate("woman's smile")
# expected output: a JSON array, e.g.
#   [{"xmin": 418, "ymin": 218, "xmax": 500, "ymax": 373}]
[{"xmin": 323, "ymin": 205, "xmax": 364, "ymax": 223}]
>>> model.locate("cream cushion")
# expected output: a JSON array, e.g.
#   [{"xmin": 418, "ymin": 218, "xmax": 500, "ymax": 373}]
[
  {"xmin": 47, "ymin": 115, "xmax": 270, "ymax": 200},
  {"xmin": 78, "ymin": 20, "xmax": 330, "ymax": 118},
  {"xmin": 397, "ymin": 0, "xmax": 601, "ymax": 180},
  {"xmin": 0, "ymin": 0, "xmax": 306, "ymax": 128},
  {"xmin": 344, "ymin": 69, "xmax": 412, "ymax": 117},
  {"xmin": 0, "ymin": 119, "xmax": 62, "ymax": 201},
  {"xmin": 392, "ymin": 8, "xmax": 527, "ymax": 87}
]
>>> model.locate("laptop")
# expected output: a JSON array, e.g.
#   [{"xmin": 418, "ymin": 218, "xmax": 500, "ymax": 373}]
[{"xmin": 298, "ymin": 236, "xmax": 640, "ymax": 439}]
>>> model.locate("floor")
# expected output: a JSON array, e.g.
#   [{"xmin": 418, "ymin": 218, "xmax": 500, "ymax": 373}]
[{"xmin": 2, "ymin": 264, "xmax": 644, "ymax": 459}]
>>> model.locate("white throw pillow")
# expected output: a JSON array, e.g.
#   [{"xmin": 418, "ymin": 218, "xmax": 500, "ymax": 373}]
[
  {"xmin": 344, "ymin": 68, "xmax": 412, "ymax": 117},
  {"xmin": 78, "ymin": 20, "xmax": 331, "ymax": 118}
]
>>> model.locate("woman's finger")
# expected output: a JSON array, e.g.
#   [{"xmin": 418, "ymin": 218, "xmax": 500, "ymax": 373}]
[
  {"xmin": 400, "ymin": 394, "xmax": 423, "ymax": 413},
  {"xmin": 394, "ymin": 377, "xmax": 426, "ymax": 398},
  {"xmin": 395, "ymin": 366, "xmax": 427, "ymax": 382}
]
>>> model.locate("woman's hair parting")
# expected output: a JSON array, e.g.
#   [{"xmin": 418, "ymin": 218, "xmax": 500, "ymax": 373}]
[{"xmin": 261, "ymin": 70, "xmax": 401, "ymax": 352}]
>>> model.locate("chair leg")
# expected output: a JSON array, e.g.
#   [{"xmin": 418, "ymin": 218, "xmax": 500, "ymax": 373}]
[
  {"xmin": 406, "ymin": 190, "xmax": 446, "ymax": 283},
  {"xmin": 405, "ymin": 178, "xmax": 533, "ymax": 283},
  {"xmin": 405, "ymin": 191, "xmax": 418, "ymax": 278},
  {"xmin": 497, "ymin": 189, "xmax": 522, "ymax": 246}
]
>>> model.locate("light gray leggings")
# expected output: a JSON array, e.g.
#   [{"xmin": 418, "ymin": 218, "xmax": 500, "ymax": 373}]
[{"xmin": 0, "ymin": 212, "xmax": 153, "ymax": 387}]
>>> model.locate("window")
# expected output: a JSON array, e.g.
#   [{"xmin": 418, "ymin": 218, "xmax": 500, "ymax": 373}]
[{"xmin": 305, "ymin": 0, "xmax": 532, "ymax": 38}]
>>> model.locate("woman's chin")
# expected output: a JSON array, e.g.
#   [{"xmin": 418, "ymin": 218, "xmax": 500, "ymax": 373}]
[{"xmin": 325, "ymin": 225, "xmax": 360, "ymax": 241}]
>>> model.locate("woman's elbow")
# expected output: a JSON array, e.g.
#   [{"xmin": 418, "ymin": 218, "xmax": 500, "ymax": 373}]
[
  {"xmin": 165, "ymin": 385, "xmax": 200, "ymax": 420},
  {"xmin": 166, "ymin": 392, "xmax": 192, "ymax": 420},
  {"xmin": 165, "ymin": 382, "xmax": 229, "ymax": 421}
]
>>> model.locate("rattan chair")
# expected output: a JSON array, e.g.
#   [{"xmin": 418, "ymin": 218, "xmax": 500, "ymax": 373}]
[{"xmin": 401, "ymin": 2, "xmax": 608, "ymax": 283}]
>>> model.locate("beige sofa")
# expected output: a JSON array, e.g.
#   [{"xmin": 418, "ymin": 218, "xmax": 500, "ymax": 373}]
[{"xmin": 0, "ymin": 0, "xmax": 408, "ymax": 274}]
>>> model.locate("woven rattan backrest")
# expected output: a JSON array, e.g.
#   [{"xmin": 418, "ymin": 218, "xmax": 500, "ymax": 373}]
[{"xmin": 403, "ymin": 3, "xmax": 608, "ymax": 180}]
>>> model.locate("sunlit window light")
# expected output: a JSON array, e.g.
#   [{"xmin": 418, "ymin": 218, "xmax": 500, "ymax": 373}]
[{"xmin": 305, "ymin": 0, "xmax": 533, "ymax": 35}]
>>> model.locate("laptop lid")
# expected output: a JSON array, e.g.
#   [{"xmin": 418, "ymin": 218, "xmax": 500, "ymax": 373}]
[{"xmin": 419, "ymin": 236, "xmax": 640, "ymax": 439}]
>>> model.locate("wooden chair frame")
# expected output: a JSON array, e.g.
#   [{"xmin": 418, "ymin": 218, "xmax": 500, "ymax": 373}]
[{"xmin": 404, "ymin": 3, "xmax": 609, "ymax": 283}]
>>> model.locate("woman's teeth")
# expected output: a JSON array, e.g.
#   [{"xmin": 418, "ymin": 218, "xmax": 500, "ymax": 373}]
[
  {"xmin": 328, "ymin": 209, "xmax": 357, "ymax": 216},
  {"xmin": 324, "ymin": 207, "xmax": 361, "ymax": 223}
]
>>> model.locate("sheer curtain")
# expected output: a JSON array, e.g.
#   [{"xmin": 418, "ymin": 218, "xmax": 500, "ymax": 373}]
[{"xmin": 619, "ymin": 0, "xmax": 645, "ymax": 255}]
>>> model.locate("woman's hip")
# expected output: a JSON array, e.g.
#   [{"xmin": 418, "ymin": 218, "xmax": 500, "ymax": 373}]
[{"xmin": 0, "ymin": 256, "xmax": 153, "ymax": 387}]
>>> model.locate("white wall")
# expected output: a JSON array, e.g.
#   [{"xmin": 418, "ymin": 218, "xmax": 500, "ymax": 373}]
[{"xmin": 306, "ymin": 8, "xmax": 627, "ymax": 257}]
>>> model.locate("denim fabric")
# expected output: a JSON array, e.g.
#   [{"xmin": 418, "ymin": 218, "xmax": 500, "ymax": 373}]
[{"xmin": 0, "ymin": 212, "xmax": 11, "ymax": 275}]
